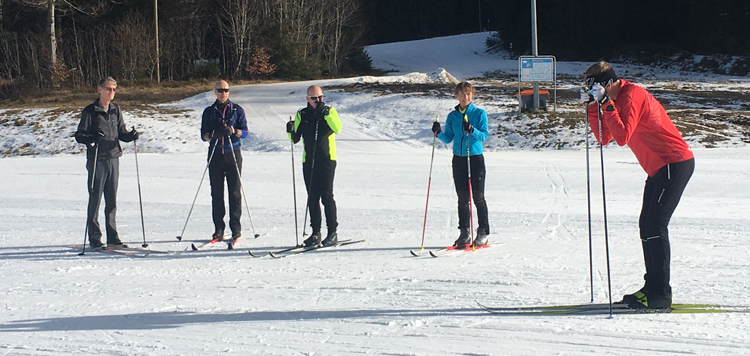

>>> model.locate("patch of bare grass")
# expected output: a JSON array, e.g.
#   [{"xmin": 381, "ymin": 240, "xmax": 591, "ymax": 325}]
[{"xmin": 0, "ymin": 79, "xmax": 268, "ymax": 111}]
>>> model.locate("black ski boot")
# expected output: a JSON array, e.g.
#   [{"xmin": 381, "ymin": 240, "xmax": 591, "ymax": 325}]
[
  {"xmin": 322, "ymin": 231, "xmax": 338, "ymax": 247},
  {"xmin": 454, "ymin": 228, "xmax": 471, "ymax": 247},
  {"xmin": 303, "ymin": 231, "xmax": 322, "ymax": 247},
  {"xmin": 474, "ymin": 228, "xmax": 489, "ymax": 247},
  {"xmin": 89, "ymin": 239, "xmax": 104, "ymax": 250},
  {"xmin": 212, "ymin": 230, "xmax": 224, "ymax": 240},
  {"xmin": 621, "ymin": 285, "xmax": 649, "ymax": 306}
]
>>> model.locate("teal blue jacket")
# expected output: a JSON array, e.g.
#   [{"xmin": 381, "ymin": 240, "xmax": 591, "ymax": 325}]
[{"xmin": 437, "ymin": 102, "xmax": 488, "ymax": 156}]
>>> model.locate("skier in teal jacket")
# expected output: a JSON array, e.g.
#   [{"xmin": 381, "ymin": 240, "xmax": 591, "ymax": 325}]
[{"xmin": 433, "ymin": 81, "xmax": 490, "ymax": 247}]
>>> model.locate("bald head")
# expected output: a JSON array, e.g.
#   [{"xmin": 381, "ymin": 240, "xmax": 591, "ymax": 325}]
[
  {"xmin": 306, "ymin": 85, "xmax": 324, "ymax": 108},
  {"xmin": 307, "ymin": 85, "xmax": 322, "ymax": 96}
]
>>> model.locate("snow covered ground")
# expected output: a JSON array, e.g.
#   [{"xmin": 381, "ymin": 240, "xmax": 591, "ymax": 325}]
[{"xmin": 2, "ymin": 32, "xmax": 750, "ymax": 355}]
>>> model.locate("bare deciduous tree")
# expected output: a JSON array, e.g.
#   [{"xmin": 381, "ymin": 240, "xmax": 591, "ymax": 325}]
[
  {"xmin": 112, "ymin": 12, "xmax": 155, "ymax": 81},
  {"xmin": 9, "ymin": 0, "xmax": 112, "ymax": 85},
  {"xmin": 217, "ymin": 0, "xmax": 261, "ymax": 78}
]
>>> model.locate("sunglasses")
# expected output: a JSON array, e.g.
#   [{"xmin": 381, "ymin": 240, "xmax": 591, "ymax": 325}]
[
  {"xmin": 216, "ymin": 88, "xmax": 230, "ymax": 93},
  {"xmin": 308, "ymin": 95, "xmax": 323, "ymax": 101}
]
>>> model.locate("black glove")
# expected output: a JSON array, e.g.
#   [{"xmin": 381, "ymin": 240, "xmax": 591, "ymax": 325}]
[
  {"xmin": 315, "ymin": 102, "xmax": 330, "ymax": 118},
  {"xmin": 286, "ymin": 121, "xmax": 295, "ymax": 133},
  {"xmin": 462, "ymin": 121, "xmax": 474, "ymax": 134},
  {"xmin": 74, "ymin": 132, "xmax": 95, "ymax": 144},
  {"xmin": 431, "ymin": 121, "xmax": 441, "ymax": 135},
  {"xmin": 129, "ymin": 128, "xmax": 139, "ymax": 141},
  {"xmin": 218, "ymin": 124, "xmax": 233, "ymax": 137},
  {"xmin": 75, "ymin": 129, "xmax": 104, "ymax": 144}
]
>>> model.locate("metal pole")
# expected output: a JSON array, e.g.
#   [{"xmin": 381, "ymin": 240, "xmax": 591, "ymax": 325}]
[
  {"xmin": 585, "ymin": 113, "xmax": 594, "ymax": 303},
  {"xmin": 290, "ymin": 117, "xmax": 300, "ymax": 246},
  {"xmin": 79, "ymin": 142, "xmax": 99, "ymax": 256},
  {"xmin": 464, "ymin": 115, "xmax": 475, "ymax": 249},
  {"xmin": 133, "ymin": 137, "xmax": 148, "ymax": 248},
  {"xmin": 419, "ymin": 116, "xmax": 440, "ymax": 250},
  {"xmin": 154, "ymin": 0, "xmax": 160, "ymax": 83},
  {"xmin": 597, "ymin": 106, "xmax": 614, "ymax": 316},
  {"xmin": 176, "ymin": 132, "xmax": 219, "ymax": 241},
  {"xmin": 301, "ymin": 120, "xmax": 320, "ymax": 239},
  {"xmin": 531, "ymin": 0, "xmax": 540, "ymax": 109},
  {"xmin": 478, "ymin": 0, "xmax": 482, "ymax": 32},
  {"xmin": 226, "ymin": 134, "xmax": 260, "ymax": 238}
]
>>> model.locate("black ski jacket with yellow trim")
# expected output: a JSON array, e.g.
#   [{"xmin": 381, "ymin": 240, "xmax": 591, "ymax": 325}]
[{"xmin": 290, "ymin": 104, "xmax": 342, "ymax": 163}]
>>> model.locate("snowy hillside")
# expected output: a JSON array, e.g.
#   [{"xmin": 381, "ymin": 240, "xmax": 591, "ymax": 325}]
[{"xmin": 1, "ymin": 33, "xmax": 750, "ymax": 355}]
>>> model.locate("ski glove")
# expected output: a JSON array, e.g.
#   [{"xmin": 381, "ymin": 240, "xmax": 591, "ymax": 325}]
[
  {"xmin": 129, "ymin": 128, "xmax": 139, "ymax": 141},
  {"xmin": 315, "ymin": 102, "xmax": 330, "ymax": 118},
  {"xmin": 75, "ymin": 129, "xmax": 104, "ymax": 145},
  {"xmin": 579, "ymin": 87, "xmax": 595, "ymax": 104},
  {"xmin": 218, "ymin": 124, "xmax": 234, "ymax": 137},
  {"xmin": 589, "ymin": 83, "xmax": 610, "ymax": 105},
  {"xmin": 286, "ymin": 120, "xmax": 295, "ymax": 133},
  {"xmin": 431, "ymin": 121, "xmax": 441, "ymax": 135},
  {"xmin": 462, "ymin": 121, "xmax": 474, "ymax": 134}
]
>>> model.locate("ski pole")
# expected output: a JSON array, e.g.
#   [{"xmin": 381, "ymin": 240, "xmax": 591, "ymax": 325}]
[
  {"xmin": 301, "ymin": 119, "xmax": 320, "ymax": 238},
  {"xmin": 596, "ymin": 103, "xmax": 614, "ymax": 316},
  {"xmin": 289, "ymin": 116, "xmax": 300, "ymax": 246},
  {"xmin": 176, "ymin": 131, "xmax": 219, "ymax": 241},
  {"xmin": 585, "ymin": 109, "xmax": 594, "ymax": 303},
  {"xmin": 132, "ymin": 130, "xmax": 148, "ymax": 248},
  {"xmin": 226, "ymin": 132, "xmax": 261, "ymax": 238},
  {"xmin": 79, "ymin": 141, "xmax": 99, "ymax": 256},
  {"xmin": 419, "ymin": 115, "xmax": 439, "ymax": 250},
  {"xmin": 464, "ymin": 113, "xmax": 475, "ymax": 250}
]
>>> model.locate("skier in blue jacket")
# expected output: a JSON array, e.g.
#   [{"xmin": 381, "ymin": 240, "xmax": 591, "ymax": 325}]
[
  {"xmin": 432, "ymin": 81, "xmax": 490, "ymax": 247},
  {"xmin": 200, "ymin": 80, "xmax": 249, "ymax": 241}
]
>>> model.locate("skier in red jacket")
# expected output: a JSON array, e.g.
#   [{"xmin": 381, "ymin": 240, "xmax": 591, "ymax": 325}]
[{"xmin": 584, "ymin": 61, "xmax": 694, "ymax": 309}]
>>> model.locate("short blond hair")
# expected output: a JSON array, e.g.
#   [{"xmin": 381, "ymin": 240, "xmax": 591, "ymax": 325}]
[{"xmin": 454, "ymin": 81, "xmax": 475, "ymax": 96}]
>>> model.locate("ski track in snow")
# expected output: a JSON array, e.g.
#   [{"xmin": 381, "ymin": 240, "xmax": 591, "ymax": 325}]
[{"xmin": 2, "ymin": 32, "xmax": 750, "ymax": 355}]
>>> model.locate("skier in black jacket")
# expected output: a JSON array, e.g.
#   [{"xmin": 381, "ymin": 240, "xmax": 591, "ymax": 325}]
[
  {"xmin": 74, "ymin": 77, "xmax": 139, "ymax": 249},
  {"xmin": 287, "ymin": 85, "xmax": 342, "ymax": 247}
]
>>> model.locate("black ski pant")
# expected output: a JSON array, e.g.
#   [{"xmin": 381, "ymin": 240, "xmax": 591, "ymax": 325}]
[
  {"xmin": 86, "ymin": 157, "xmax": 120, "ymax": 244},
  {"xmin": 209, "ymin": 149, "xmax": 242, "ymax": 236},
  {"xmin": 303, "ymin": 159, "xmax": 337, "ymax": 234},
  {"xmin": 638, "ymin": 158, "xmax": 694, "ymax": 298},
  {"xmin": 452, "ymin": 154, "xmax": 489, "ymax": 234}
]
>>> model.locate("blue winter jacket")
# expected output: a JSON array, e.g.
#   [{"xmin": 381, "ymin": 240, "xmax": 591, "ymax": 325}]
[
  {"xmin": 437, "ymin": 102, "xmax": 488, "ymax": 156},
  {"xmin": 200, "ymin": 100, "xmax": 249, "ymax": 153}
]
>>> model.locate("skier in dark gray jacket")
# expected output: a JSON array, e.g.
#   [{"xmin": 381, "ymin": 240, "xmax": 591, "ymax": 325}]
[{"xmin": 75, "ymin": 77, "xmax": 139, "ymax": 249}]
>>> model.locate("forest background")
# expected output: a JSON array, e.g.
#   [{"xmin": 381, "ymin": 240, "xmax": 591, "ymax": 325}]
[{"xmin": 1, "ymin": 0, "xmax": 750, "ymax": 100}]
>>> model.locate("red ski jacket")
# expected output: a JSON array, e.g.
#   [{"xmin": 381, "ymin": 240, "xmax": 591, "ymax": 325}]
[{"xmin": 587, "ymin": 79, "xmax": 693, "ymax": 177}]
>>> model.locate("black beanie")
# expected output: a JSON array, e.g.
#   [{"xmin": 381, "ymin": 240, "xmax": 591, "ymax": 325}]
[{"xmin": 585, "ymin": 67, "xmax": 618, "ymax": 89}]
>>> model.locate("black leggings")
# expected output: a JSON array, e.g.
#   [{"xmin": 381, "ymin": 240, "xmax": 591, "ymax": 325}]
[
  {"xmin": 303, "ymin": 160, "xmax": 338, "ymax": 233},
  {"xmin": 638, "ymin": 158, "xmax": 694, "ymax": 297},
  {"xmin": 452, "ymin": 154, "xmax": 489, "ymax": 233}
]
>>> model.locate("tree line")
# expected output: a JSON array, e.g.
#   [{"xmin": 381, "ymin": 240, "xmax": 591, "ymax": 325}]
[
  {"xmin": 0, "ymin": 0, "xmax": 371, "ymax": 94},
  {"xmin": 2, "ymin": 0, "xmax": 749, "ymax": 96}
]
